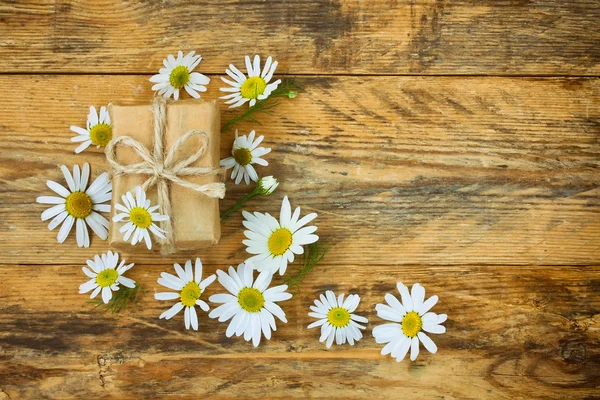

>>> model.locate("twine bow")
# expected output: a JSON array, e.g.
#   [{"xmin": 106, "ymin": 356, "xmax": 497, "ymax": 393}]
[{"xmin": 105, "ymin": 97, "xmax": 225, "ymax": 254}]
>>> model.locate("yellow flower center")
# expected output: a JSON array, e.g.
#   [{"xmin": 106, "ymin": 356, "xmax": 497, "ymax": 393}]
[
  {"xmin": 169, "ymin": 65, "xmax": 190, "ymax": 89},
  {"xmin": 233, "ymin": 147, "xmax": 253, "ymax": 166},
  {"xmin": 238, "ymin": 287, "xmax": 265, "ymax": 313},
  {"xmin": 129, "ymin": 207, "xmax": 152, "ymax": 229},
  {"xmin": 240, "ymin": 76, "xmax": 267, "ymax": 100},
  {"xmin": 180, "ymin": 281, "xmax": 201, "ymax": 307},
  {"xmin": 268, "ymin": 228, "xmax": 293, "ymax": 256},
  {"xmin": 89, "ymin": 123, "xmax": 112, "ymax": 147},
  {"xmin": 402, "ymin": 311, "xmax": 423, "ymax": 338},
  {"xmin": 327, "ymin": 307, "xmax": 351, "ymax": 328},
  {"xmin": 96, "ymin": 269, "xmax": 118, "ymax": 288},
  {"xmin": 65, "ymin": 191, "xmax": 93, "ymax": 219}
]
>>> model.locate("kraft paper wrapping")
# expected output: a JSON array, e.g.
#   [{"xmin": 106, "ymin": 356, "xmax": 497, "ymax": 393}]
[{"xmin": 108, "ymin": 99, "xmax": 221, "ymax": 252}]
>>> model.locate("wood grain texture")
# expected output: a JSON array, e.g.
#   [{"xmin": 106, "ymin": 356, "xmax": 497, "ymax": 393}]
[
  {"xmin": 0, "ymin": 0, "xmax": 599, "ymax": 75},
  {"xmin": 0, "ymin": 264, "xmax": 598, "ymax": 399},
  {"xmin": 1, "ymin": 1, "xmax": 599, "ymax": 397},
  {"xmin": 1, "ymin": 75, "xmax": 598, "ymax": 265}
]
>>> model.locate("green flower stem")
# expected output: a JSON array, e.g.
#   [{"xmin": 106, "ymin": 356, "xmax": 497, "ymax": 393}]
[{"xmin": 220, "ymin": 188, "xmax": 260, "ymax": 221}]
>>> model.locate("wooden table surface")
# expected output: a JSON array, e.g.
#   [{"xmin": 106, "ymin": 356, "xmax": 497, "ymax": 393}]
[{"xmin": 1, "ymin": 1, "xmax": 599, "ymax": 399}]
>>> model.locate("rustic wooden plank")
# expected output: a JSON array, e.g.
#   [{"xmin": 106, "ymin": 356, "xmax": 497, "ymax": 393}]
[
  {"xmin": 2, "ymin": 75, "xmax": 599, "ymax": 265},
  {"xmin": 0, "ymin": 1, "xmax": 599, "ymax": 75},
  {"xmin": 0, "ymin": 264, "xmax": 598, "ymax": 398}
]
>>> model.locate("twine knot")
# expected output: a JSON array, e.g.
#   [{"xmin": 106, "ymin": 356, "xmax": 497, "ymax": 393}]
[{"xmin": 105, "ymin": 97, "xmax": 225, "ymax": 255}]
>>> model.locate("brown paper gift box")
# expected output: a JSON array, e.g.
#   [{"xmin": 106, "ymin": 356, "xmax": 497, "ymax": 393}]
[{"xmin": 107, "ymin": 99, "xmax": 221, "ymax": 252}]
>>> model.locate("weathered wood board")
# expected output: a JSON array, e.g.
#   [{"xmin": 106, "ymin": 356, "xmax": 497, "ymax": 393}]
[
  {"xmin": 1, "ymin": 75, "xmax": 598, "ymax": 265},
  {"xmin": 0, "ymin": 1, "xmax": 598, "ymax": 75},
  {"xmin": 1, "ymin": 264, "xmax": 598, "ymax": 399}
]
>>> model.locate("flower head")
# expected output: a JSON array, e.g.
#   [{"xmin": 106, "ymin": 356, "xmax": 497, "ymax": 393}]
[
  {"xmin": 257, "ymin": 176, "xmax": 279, "ymax": 196},
  {"xmin": 372, "ymin": 282, "xmax": 447, "ymax": 362},
  {"xmin": 36, "ymin": 162, "xmax": 112, "ymax": 247},
  {"xmin": 220, "ymin": 130, "xmax": 271, "ymax": 185},
  {"xmin": 242, "ymin": 196, "xmax": 318, "ymax": 275},
  {"xmin": 155, "ymin": 258, "xmax": 216, "ymax": 330},
  {"xmin": 308, "ymin": 291, "xmax": 368, "ymax": 348},
  {"xmin": 112, "ymin": 186, "xmax": 168, "ymax": 250},
  {"xmin": 150, "ymin": 51, "xmax": 210, "ymax": 100},
  {"xmin": 79, "ymin": 251, "xmax": 135, "ymax": 304},
  {"xmin": 209, "ymin": 262, "xmax": 292, "ymax": 347},
  {"xmin": 70, "ymin": 106, "xmax": 112, "ymax": 154},
  {"xmin": 220, "ymin": 55, "xmax": 282, "ymax": 108}
]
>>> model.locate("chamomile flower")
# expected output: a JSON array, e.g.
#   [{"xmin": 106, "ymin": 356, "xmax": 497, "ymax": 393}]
[
  {"xmin": 79, "ymin": 250, "xmax": 135, "ymax": 304},
  {"xmin": 372, "ymin": 282, "xmax": 447, "ymax": 362},
  {"xmin": 257, "ymin": 176, "xmax": 279, "ymax": 196},
  {"xmin": 36, "ymin": 162, "xmax": 112, "ymax": 247},
  {"xmin": 220, "ymin": 55, "xmax": 282, "ymax": 108},
  {"xmin": 155, "ymin": 258, "xmax": 216, "ymax": 330},
  {"xmin": 242, "ymin": 196, "xmax": 318, "ymax": 275},
  {"xmin": 70, "ymin": 106, "xmax": 112, "ymax": 154},
  {"xmin": 220, "ymin": 130, "xmax": 271, "ymax": 185},
  {"xmin": 209, "ymin": 262, "xmax": 292, "ymax": 347},
  {"xmin": 308, "ymin": 291, "xmax": 368, "ymax": 348},
  {"xmin": 149, "ymin": 50, "xmax": 210, "ymax": 100},
  {"xmin": 112, "ymin": 186, "xmax": 168, "ymax": 250}
]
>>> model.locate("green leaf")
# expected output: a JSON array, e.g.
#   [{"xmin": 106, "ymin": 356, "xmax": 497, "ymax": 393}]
[
  {"xmin": 284, "ymin": 242, "xmax": 329, "ymax": 295},
  {"xmin": 87, "ymin": 283, "xmax": 145, "ymax": 314}
]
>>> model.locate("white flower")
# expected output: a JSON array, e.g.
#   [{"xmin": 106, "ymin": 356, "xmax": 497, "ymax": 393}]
[
  {"xmin": 242, "ymin": 196, "xmax": 318, "ymax": 275},
  {"xmin": 220, "ymin": 55, "xmax": 282, "ymax": 108},
  {"xmin": 257, "ymin": 176, "xmax": 279, "ymax": 196},
  {"xmin": 308, "ymin": 291, "xmax": 368, "ymax": 348},
  {"xmin": 155, "ymin": 258, "xmax": 216, "ymax": 331},
  {"xmin": 220, "ymin": 130, "xmax": 271, "ymax": 185},
  {"xmin": 36, "ymin": 162, "xmax": 112, "ymax": 247},
  {"xmin": 149, "ymin": 50, "xmax": 210, "ymax": 100},
  {"xmin": 79, "ymin": 251, "xmax": 135, "ymax": 304},
  {"xmin": 112, "ymin": 186, "xmax": 168, "ymax": 250},
  {"xmin": 208, "ymin": 262, "xmax": 292, "ymax": 347},
  {"xmin": 70, "ymin": 106, "xmax": 112, "ymax": 154},
  {"xmin": 372, "ymin": 282, "xmax": 447, "ymax": 362}
]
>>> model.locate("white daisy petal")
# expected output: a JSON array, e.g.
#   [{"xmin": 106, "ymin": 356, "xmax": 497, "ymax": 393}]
[
  {"xmin": 196, "ymin": 300, "xmax": 210, "ymax": 312},
  {"xmin": 160, "ymin": 302, "xmax": 184, "ymax": 320},
  {"xmin": 395, "ymin": 338, "xmax": 412, "ymax": 362},
  {"xmin": 411, "ymin": 283, "xmax": 426, "ymax": 312},
  {"xmin": 417, "ymin": 332, "xmax": 437, "ymax": 354},
  {"xmin": 79, "ymin": 279, "xmax": 98, "ymax": 294},
  {"xmin": 80, "ymin": 162, "xmax": 90, "ymax": 190},
  {"xmin": 37, "ymin": 196, "xmax": 65, "ymax": 205},
  {"xmin": 101, "ymin": 286, "xmax": 112, "ymax": 304},
  {"xmin": 57, "ymin": 215, "xmax": 75, "ymax": 243},
  {"xmin": 422, "ymin": 323, "xmax": 446, "ymax": 335},
  {"xmin": 118, "ymin": 276, "xmax": 136, "ymax": 288},
  {"xmin": 46, "ymin": 181, "xmax": 70, "ymax": 198},
  {"xmin": 418, "ymin": 295, "xmax": 439, "ymax": 315},
  {"xmin": 60, "ymin": 165, "xmax": 76, "ymax": 192},
  {"xmin": 410, "ymin": 337, "xmax": 420, "ymax": 361},
  {"xmin": 264, "ymin": 61, "xmax": 279, "ymax": 82},
  {"xmin": 189, "ymin": 306, "xmax": 199, "ymax": 330},
  {"xmin": 397, "ymin": 282, "xmax": 413, "ymax": 312},
  {"xmin": 41, "ymin": 204, "xmax": 66, "ymax": 221},
  {"xmin": 155, "ymin": 292, "xmax": 180, "ymax": 301}
]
